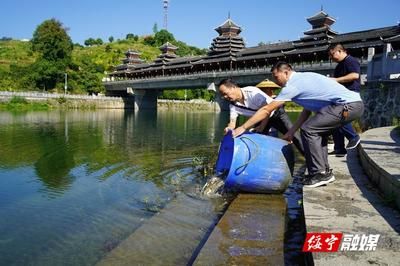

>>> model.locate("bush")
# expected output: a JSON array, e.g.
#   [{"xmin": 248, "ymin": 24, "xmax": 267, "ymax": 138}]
[
  {"xmin": 9, "ymin": 96, "xmax": 28, "ymax": 104},
  {"xmin": 57, "ymin": 97, "xmax": 67, "ymax": 104}
]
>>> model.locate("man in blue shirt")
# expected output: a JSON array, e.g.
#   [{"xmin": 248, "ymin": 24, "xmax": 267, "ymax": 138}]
[
  {"xmin": 328, "ymin": 44, "xmax": 361, "ymax": 156},
  {"xmin": 232, "ymin": 62, "xmax": 364, "ymax": 188}
]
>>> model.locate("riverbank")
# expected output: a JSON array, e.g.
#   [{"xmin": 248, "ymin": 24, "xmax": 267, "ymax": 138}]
[
  {"xmin": 0, "ymin": 91, "xmax": 133, "ymax": 110},
  {"xmin": 0, "ymin": 91, "xmax": 304, "ymax": 112}
]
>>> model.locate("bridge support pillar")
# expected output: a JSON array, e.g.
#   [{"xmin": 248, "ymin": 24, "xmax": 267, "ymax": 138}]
[{"xmin": 133, "ymin": 89, "xmax": 158, "ymax": 110}]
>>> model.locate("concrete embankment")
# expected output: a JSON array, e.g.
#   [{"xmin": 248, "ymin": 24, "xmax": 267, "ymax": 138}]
[
  {"xmin": 0, "ymin": 92, "xmax": 134, "ymax": 109},
  {"xmin": 157, "ymin": 99, "xmax": 218, "ymax": 111},
  {"xmin": 303, "ymin": 126, "xmax": 400, "ymax": 265},
  {"xmin": 0, "ymin": 92, "xmax": 221, "ymax": 110}
]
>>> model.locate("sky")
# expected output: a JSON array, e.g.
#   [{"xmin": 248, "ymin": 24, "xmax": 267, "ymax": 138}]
[{"xmin": 1, "ymin": 0, "xmax": 399, "ymax": 49}]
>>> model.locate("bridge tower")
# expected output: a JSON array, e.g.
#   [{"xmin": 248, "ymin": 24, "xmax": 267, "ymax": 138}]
[{"xmin": 209, "ymin": 17, "xmax": 245, "ymax": 56}]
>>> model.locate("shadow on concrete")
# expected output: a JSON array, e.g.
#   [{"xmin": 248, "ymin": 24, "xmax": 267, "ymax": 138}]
[
  {"xmin": 390, "ymin": 127, "xmax": 400, "ymax": 143},
  {"xmin": 346, "ymin": 149, "xmax": 400, "ymax": 234}
]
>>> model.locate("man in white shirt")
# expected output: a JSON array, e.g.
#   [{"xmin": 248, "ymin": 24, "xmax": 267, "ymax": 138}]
[{"xmin": 218, "ymin": 78, "xmax": 304, "ymax": 155}]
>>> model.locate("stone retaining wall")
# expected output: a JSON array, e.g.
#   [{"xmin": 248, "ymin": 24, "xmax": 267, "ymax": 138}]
[
  {"xmin": 0, "ymin": 93, "xmax": 134, "ymax": 109},
  {"xmin": 157, "ymin": 99, "xmax": 218, "ymax": 111},
  {"xmin": 361, "ymin": 80, "xmax": 400, "ymax": 129},
  {"xmin": 358, "ymin": 127, "xmax": 400, "ymax": 210}
]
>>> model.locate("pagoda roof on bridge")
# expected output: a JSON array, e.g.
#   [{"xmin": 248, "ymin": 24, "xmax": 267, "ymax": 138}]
[
  {"xmin": 236, "ymin": 42, "xmax": 294, "ymax": 56},
  {"xmin": 303, "ymin": 26, "xmax": 338, "ymax": 36},
  {"xmin": 332, "ymin": 25, "xmax": 400, "ymax": 43},
  {"xmin": 235, "ymin": 51, "xmax": 285, "ymax": 62},
  {"xmin": 208, "ymin": 17, "xmax": 246, "ymax": 56},
  {"xmin": 159, "ymin": 42, "xmax": 178, "ymax": 51},
  {"xmin": 284, "ymin": 45, "xmax": 329, "ymax": 55},
  {"xmin": 109, "ymin": 10, "xmax": 400, "ymax": 79},
  {"xmin": 384, "ymin": 34, "xmax": 400, "ymax": 42},
  {"xmin": 306, "ymin": 10, "xmax": 336, "ymax": 28},
  {"xmin": 299, "ymin": 33, "xmax": 334, "ymax": 42},
  {"xmin": 235, "ymin": 24, "xmax": 400, "ymax": 59},
  {"xmin": 294, "ymin": 38, "xmax": 329, "ymax": 47},
  {"xmin": 165, "ymin": 55, "xmax": 203, "ymax": 65},
  {"xmin": 215, "ymin": 18, "xmax": 242, "ymax": 35}
]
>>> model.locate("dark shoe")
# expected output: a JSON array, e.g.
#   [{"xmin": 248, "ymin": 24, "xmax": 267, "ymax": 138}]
[
  {"xmin": 328, "ymin": 150, "xmax": 346, "ymax": 157},
  {"xmin": 303, "ymin": 171, "xmax": 336, "ymax": 188},
  {"xmin": 346, "ymin": 135, "xmax": 361, "ymax": 150}
]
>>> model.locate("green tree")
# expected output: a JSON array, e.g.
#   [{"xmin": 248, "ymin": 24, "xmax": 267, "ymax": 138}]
[
  {"xmin": 27, "ymin": 59, "xmax": 64, "ymax": 90},
  {"xmin": 143, "ymin": 35, "xmax": 155, "ymax": 46},
  {"xmin": 108, "ymin": 36, "xmax": 114, "ymax": 43},
  {"xmin": 173, "ymin": 40, "xmax": 206, "ymax": 57},
  {"xmin": 69, "ymin": 57, "xmax": 104, "ymax": 94},
  {"xmin": 126, "ymin": 33, "xmax": 135, "ymax": 39},
  {"xmin": 30, "ymin": 19, "xmax": 73, "ymax": 91},
  {"xmin": 154, "ymin": 30, "xmax": 175, "ymax": 46},
  {"xmin": 84, "ymin": 38, "xmax": 95, "ymax": 46},
  {"xmin": 31, "ymin": 19, "xmax": 73, "ymax": 62},
  {"xmin": 95, "ymin": 38, "xmax": 103, "ymax": 45}
]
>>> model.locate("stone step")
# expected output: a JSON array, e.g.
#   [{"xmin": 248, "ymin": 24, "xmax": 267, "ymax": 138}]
[
  {"xmin": 96, "ymin": 193, "xmax": 223, "ymax": 265},
  {"xmin": 193, "ymin": 193, "xmax": 287, "ymax": 265}
]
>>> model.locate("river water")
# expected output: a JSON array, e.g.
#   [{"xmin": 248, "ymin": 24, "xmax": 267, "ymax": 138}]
[{"xmin": 0, "ymin": 109, "xmax": 305, "ymax": 265}]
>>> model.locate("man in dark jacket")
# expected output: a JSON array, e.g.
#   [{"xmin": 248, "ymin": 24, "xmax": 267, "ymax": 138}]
[{"xmin": 328, "ymin": 44, "xmax": 361, "ymax": 156}]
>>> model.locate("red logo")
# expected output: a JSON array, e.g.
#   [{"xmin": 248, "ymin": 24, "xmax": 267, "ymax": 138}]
[{"xmin": 302, "ymin": 232, "xmax": 343, "ymax": 252}]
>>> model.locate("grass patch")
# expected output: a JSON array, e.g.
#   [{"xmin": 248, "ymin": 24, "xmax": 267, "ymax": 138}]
[{"xmin": 0, "ymin": 96, "xmax": 52, "ymax": 111}]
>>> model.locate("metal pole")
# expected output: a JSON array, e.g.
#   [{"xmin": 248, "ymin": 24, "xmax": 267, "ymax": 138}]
[{"xmin": 64, "ymin": 73, "xmax": 67, "ymax": 95}]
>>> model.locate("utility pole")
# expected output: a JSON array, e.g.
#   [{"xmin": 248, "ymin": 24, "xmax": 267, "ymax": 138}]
[
  {"xmin": 64, "ymin": 73, "xmax": 68, "ymax": 95},
  {"xmin": 163, "ymin": 0, "xmax": 169, "ymax": 30}
]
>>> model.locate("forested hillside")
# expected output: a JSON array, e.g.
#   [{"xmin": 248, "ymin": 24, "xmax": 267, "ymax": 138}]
[{"xmin": 0, "ymin": 19, "xmax": 207, "ymax": 97}]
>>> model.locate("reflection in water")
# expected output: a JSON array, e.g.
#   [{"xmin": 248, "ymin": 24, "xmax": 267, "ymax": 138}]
[
  {"xmin": 0, "ymin": 110, "xmax": 229, "ymax": 265},
  {"xmin": 34, "ymin": 124, "xmax": 76, "ymax": 193}
]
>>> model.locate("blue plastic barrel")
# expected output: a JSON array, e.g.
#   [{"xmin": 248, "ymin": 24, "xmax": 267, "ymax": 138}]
[{"xmin": 215, "ymin": 131, "xmax": 293, "ymax": 193}]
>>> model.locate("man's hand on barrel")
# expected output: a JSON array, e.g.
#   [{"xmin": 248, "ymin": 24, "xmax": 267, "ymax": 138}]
[
  {"xmin": 224, "ymin": 127, "xmax": 233, "ymax": 135},
  {"xmin": 232, "ymin": 126, "xmax": 246, "ymax": 138},
  {"xmin": 282, "ymin": 129, "xmax": 294, "ymax": 144}
]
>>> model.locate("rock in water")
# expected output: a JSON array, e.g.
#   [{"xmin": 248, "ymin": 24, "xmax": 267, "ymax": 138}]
[{"xmin": 201, "ymin": 176, "xmax": 225, "ymax": 197}]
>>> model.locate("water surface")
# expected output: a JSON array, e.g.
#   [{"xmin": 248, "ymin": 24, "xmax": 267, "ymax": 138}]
[
  {"xmin": 0, "ymin": 109, "xmax": 306, "ymax": 265},
  {"xmin": 0, "ymin": 110, "xmax": 229, "ymax": 265}
]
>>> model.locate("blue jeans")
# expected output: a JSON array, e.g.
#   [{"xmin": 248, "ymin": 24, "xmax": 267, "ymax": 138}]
[{"xmin": 332, "ymin": 122, "xmax": 358, "ymax": 153}]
